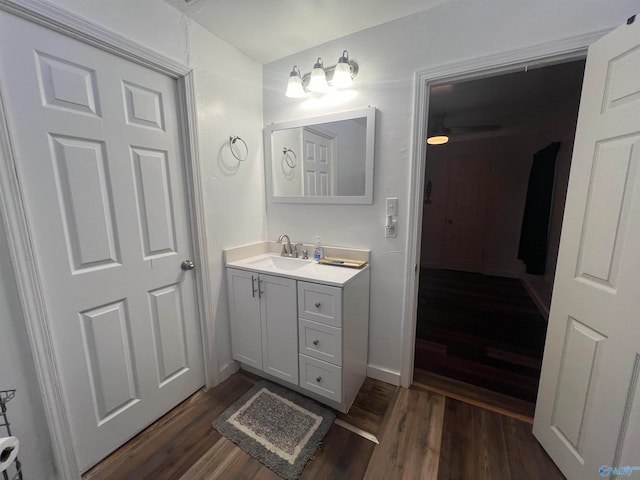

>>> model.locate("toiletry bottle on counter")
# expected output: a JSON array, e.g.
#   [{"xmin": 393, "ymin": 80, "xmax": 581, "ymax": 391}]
[{"xmin": 313, "ymin": 236, "xmax": 324, "ymax": 260}]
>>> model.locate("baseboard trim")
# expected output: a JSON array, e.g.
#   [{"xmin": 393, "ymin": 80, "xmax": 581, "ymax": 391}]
[
  {"xmin": 366, "ymin": 365, "xmax": 401, "ymax": 386},
  {"xmin": 521, "ymin": 275, "xmax": 551, "ymax": 319},
  {"xmin": 218, "ymin": 360, "xmax": 240, "ymax": 383},
  {"xmin": 482, "ymin": 267, "xmax": 523, "ymax": 279}
]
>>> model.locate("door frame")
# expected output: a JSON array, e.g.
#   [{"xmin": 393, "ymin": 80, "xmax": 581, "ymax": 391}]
[
  {"xmin": 0, "ymin": 1, "xmax": 217, "ymax": 478},
  {"xmin": 401, "ymin": 30, "xmax": 612, "ymax": 389}
]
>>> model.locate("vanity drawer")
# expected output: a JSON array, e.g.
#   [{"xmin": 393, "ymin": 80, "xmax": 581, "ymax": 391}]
[
  {"xmin": 299, "ymin": 318, "xmax": 342, "ymax": 366},
  {"xmin": 299, "ymin": 354, "xmax": 341, "ymax": 403},
  {"xmin": 298, "ymin": 281, "xmax": 342, "ymax": 327}
]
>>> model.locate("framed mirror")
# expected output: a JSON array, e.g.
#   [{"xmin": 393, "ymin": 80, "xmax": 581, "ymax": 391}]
[{"xmin": 264, "ymin": 107, "xmax": 376, "ymax": 204}]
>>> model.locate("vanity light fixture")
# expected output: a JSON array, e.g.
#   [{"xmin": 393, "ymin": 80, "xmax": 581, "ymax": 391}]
[
  {"xmin": 285, "ymin": 66, "xmax": 305, "ymax": 98},
  {"xmin": 332, "ymin": 51, "xmax": 353, "ymax": 88},
  {"xmin": 285, "ymin": 50, "xmax": 359, "ymax": 98},
  {"xmin": 309, "ymin": 58, "xmax": 329, "ymax": 92}
]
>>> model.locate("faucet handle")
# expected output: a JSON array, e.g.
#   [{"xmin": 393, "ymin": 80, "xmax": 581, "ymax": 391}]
[{"xmin": 294, "ymin": 243, "xmax": 304, "ymax": 258}]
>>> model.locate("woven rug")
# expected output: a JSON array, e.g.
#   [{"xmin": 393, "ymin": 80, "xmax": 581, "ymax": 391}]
[{"xmin": 212, "ymin": 380, "xmax": 335, "ymax": 480}]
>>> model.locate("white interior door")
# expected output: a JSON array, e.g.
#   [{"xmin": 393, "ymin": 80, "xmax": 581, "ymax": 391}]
[
  {"xmin": 533, "ymin": 17, "xmax": 640, "ymax": 479},
  {"xmin": 442, "ymin": 157, "xmax": 490, "ymax": 272},
  {"xmin": 0, "ymin": 12, "xmax": 204, "ymax": 471},
  {"xmin": 303, "ymin": 127, "xmax": 335, "ymax": 196}
]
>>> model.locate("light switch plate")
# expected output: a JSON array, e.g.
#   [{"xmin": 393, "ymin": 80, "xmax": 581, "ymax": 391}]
[{"xmin": 386, "ymin": 197, "xmax": 398, "ymax": 216}]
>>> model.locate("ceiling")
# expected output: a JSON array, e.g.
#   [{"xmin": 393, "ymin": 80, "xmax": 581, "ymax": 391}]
[
  {"xmin": 162, "ymin": 0, "xmax": 450, "ymax": 64},
  {"xmin": 428, "ymin": 60, "xmax": 587, "ymax": 143},
  {"xmin": 161, "ymin": 0, "xmax": 587, "ymax": 139}
]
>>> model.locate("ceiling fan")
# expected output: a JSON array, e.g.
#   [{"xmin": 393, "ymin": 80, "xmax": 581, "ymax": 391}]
[{"xmin": 427, "ymin": 114, "xmax": 500, "ymax": 145}]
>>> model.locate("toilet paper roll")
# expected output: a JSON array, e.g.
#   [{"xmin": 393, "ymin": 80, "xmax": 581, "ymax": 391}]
[{"xmin": 0, "ymin": 436, "xmax": 19, "ymax": 473}]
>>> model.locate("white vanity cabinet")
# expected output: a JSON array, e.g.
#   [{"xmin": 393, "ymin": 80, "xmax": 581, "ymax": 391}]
[
  {"xmin": 225, "ymin": 252, "xmax": 370, "ymax": 413},
  {"xmin": 297, "ymin": 273, "xmax": 370, "ymax": 411},
  {"xmin": 226, "ymin": 268, "xmax": 299, "ymax": 385}
]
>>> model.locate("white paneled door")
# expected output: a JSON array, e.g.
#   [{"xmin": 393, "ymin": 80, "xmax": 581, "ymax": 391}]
[
  {"xmin": 0, "ymin": 13, "xmax": 204, "ymax": 471},
  {"xmin": 303, "ymin": 127, "xmax": 335, "ymax": 196},
  {"xmin": 533, "ymin": 17, "xmax": 640, "ymax": 479}
]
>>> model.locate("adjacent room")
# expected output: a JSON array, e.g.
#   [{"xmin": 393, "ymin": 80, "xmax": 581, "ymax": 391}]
[
  {"xmin": 414, "ymin": 60, "xmax": 586, "ymax": 413},
  {"xmin": 1, "ymin": 1, "xmax": 639, "ymax": 479}
]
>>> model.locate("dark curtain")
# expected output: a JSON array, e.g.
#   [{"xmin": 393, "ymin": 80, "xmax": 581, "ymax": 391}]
[{"xmin": 518, "ymin": 142, "xmax": 561, "ymax": 275}]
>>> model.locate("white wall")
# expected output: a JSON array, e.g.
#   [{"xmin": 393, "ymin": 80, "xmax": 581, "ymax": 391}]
[
  {"xmin": 271, "ymin": 128, "xmax": 303, "ymax": 196},
  {"xmin": 262, "ymin": 0, "xmax": 640, "ymax": 382},
  {"xmin": 0, "ymin": 1, "xmax": 264, "ymax": 478},
  {"xmin": 335, "ymin": 119, "xmax": 367, "ymax": 196},
  {"xmin": 188, "ymin": 21, "xmax": 266, "ymax": 379},
  {"xmin": 0, "ymin": 215, "xmax": 55, "ymax": 480}
]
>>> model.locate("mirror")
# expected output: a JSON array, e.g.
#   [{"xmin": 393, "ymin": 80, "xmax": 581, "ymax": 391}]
[{"xmin": 264, "ymin": 107, "xmax": 375, "ymax": 204}]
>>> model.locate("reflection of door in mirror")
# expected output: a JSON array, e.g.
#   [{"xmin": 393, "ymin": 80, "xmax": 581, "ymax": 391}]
[{"xmin": 303, "ymin": 126, "xmax": 336, "ymax": 196}]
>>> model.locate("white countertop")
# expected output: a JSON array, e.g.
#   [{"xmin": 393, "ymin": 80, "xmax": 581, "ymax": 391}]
[{"xmin": 225, "ymin": 253, "xmax": 368, "ymax": 287}]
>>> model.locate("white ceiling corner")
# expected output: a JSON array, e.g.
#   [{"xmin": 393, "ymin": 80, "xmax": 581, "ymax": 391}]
[{"xmin": 162, "ymin": 0, "xmax": 451, "ymax": 64}]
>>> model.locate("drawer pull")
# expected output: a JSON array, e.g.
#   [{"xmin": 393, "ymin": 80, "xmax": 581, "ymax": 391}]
[
  {"xmin": 315, "ymin": 376, "xmax": 322, "ymax": 383},
  {"xmin": 312, "ymin": 339, "xmax": 319, "ymax": 346},
  {"xmin": 315, "ymin": 302, "xmax": 321, "ymax": 308}
]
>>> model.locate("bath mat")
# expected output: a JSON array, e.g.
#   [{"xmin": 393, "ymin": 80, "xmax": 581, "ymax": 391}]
[{"xmin": 212, "ymin": 380, "xmax": 335, "ymax": 480}]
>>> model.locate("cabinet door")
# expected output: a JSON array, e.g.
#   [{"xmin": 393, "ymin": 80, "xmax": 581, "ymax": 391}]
[
  {"xmin": 260, "ymin": 274, "xmax": 299, "ymax": 384},
  {"xmin": 298, "ymin": 281, "xmax": 342, "ymax": 327},
  {"xmin": 299, "ymin": 354, "xmax": 342, "ymax": 402},
  {"xmin": 227, "ymin": 268, "xmax": 262, "ymax": 369}
]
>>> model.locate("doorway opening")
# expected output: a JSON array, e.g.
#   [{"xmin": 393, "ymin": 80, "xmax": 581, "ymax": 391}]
[{"xmin": 413, "ymin": 59, "xmax": 586, "ymax": 415}]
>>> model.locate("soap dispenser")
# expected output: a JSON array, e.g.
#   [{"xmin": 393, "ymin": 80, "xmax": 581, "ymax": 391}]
[{"xmin": 313, "ymin": 236, "xmax": 324, "ymax": 260}]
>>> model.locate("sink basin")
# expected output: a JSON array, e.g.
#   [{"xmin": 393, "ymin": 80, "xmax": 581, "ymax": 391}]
[{"xmin": 247, "ymin": 255, "xmax": 313, "ymax": 271}]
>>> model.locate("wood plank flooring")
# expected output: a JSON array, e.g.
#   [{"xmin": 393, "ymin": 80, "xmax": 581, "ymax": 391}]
[
  {"xmin": 413, "ymin": 369, "xmax": 535, "ymax": 423},
  {"xmin": 416, "ymin": 268, "xmax": 548, "ymax": 403},
  {"xmin": 83, "ymin": 371, "xmax": 563, "ymax": 480}
]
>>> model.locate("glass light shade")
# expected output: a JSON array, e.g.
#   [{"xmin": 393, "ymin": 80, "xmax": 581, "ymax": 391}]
[
  {"xmin": 308, "ymin": 59, "xmax": 328, "ymax": 93},
  {"xmin": 285, "ymin": 74, "xmax": 305, "ymax": 98},
  {"xmin": 427, "ymin": 135, "xmax": 449, "ymax": 145},
  {"xmin": 332, "ymin": 61, "xmax": 353, "ymax": 88}
]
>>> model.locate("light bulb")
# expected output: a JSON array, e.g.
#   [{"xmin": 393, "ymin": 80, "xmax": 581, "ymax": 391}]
[
  {"xmin": 332, "ymin": 51, "xmax": 353, "ymax": 88},
  {"xmin": 308, "ymin": 58, "xmax": 328, "ymax": 93},
  {"xmin": 427, "ymin": 135, "xmax": 449, "ymax": 145},
  {"xmin": 285, "ymin": 66, "xmax": 305, "ymax": 98}
]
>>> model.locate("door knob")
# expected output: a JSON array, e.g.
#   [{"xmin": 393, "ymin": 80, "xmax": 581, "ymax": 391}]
[{"xmin": 181, "ymin": 260, "xmax": 195, "ymax": 271}]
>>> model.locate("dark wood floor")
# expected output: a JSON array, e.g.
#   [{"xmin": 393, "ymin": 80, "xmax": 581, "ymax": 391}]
[
  {"xmin": 83, "ymin": 371, "xmax": 564, "ymax": 480},
  {"xmin": 415, "ymin": 268, "xmax": 547, "ymax": 404}
]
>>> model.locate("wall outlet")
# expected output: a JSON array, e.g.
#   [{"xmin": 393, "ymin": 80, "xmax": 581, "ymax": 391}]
[{"xmin": 385, "ymin": 217, "xmax": 397, "ymax": 238}]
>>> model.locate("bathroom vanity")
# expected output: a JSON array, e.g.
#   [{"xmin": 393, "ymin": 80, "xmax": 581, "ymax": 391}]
[{"xmin": 225, "ymin": 246, "xmax": 370, "ymax": 413}]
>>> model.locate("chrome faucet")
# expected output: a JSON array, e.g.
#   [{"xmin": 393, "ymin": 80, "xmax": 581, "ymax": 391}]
[{"xmin": 277, "ymin": 234, "xmax": 294, "ymax": 257}]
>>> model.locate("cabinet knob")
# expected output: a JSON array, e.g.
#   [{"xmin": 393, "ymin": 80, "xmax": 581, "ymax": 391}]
[
  {"xmin": 315, "ymin": 302, "xmax": 321, "ymax": 308},
  {"xmin": 315, "ymin": 376, "xmax": 322, "ymax": 383},
  {"xmin": 313, "ymin": 339, "xmax": 319, "ymax": 346}
]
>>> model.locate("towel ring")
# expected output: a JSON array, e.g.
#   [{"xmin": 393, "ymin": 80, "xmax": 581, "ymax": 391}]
[
  {"xmin": 229, "ymin": 135, "xmax": 248, "ymax": 162},
  {"xmin": 282, "ymin": 147, "xmax": 297, "ymax": 169}
]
